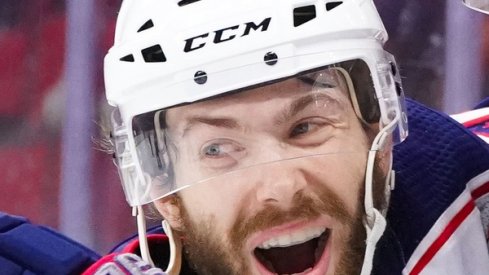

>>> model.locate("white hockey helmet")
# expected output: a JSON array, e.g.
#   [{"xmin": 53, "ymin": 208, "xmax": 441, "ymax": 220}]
[
  {"xmin": 463, "ymin": 0, "xmax": 489, "ymax": 14},
  {"xmin": 105, "ymin": 0, "xmax": 408, "ymax": 207}
]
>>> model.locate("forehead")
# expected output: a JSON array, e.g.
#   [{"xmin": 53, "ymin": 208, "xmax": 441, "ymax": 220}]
[{"xmin": 166, "ymin": 69, "xmax": 350, "ymax": 125}]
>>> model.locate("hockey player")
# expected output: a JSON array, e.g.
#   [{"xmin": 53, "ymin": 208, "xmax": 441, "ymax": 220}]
[
  {"xmin": 83, "ymin": 0, "xmax": 489, "ymax": 274},
  {"xmin": 2, "ymin": 0, "xmax": 489, "ymax": 274}
]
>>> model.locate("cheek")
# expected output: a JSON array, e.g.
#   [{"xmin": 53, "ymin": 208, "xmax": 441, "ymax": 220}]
[
  {"xmin": 303, "ymin": 152, "xmax": 366, "ymax": 215},
  {"xmin": 335, "ymin": 153, "xmax": 366, "ymax": 203},
  {"xmin": 179, "ymin": 181, "xmax": 246, "ymax": 234},
  {"xmin": 334, "ymin": 120, "xmax": 369, "ymax": 209}
]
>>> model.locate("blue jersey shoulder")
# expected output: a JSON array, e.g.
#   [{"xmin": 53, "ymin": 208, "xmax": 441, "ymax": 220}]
[
  {"xmin": 0, "ymin": 212, "xmax": 100, "ymax": 274},
  {"xmin": 381, "ymin": 99, "xmax": 489, "ymax": 265}
]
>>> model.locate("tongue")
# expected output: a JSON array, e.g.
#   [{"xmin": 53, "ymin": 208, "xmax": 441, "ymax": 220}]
[{"xmin": 257, "ymin": 238, "xmax": 317, "ymax": 274}]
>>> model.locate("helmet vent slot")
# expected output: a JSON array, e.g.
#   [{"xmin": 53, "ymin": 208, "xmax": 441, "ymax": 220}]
[
  {"xmin": 141, "ymin": 45, "xmax": 167, "ymax": 63},
  {"xmin": 293, "ymin": 5, "xmax": 317, "ymax": 27},
  {"xmin": 177, "ymin": 0, "xmax": 201, "ymax": 7},
  {"xmin": 325, "ymin": 1, "xmax": 343, "ymax": 11},
  {"xmin": 137, "ymin": 20, "xmax": 154, "ymax": 32},
  {"xmin": 120, "ymin": 54, "xmax": 135, "ymax": 62}
]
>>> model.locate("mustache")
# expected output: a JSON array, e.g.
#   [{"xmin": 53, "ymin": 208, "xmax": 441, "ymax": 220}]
[{"xmin": 229, "ymin": 187, "xmax": 354, "ymax": 251}]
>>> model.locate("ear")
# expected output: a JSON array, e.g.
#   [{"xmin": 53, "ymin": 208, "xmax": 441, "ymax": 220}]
[
  {"xmin": 154, "ymin": 196, "xmax": 185, "ymax": 231},
  {"xmin": 377, "ymin": 141, "xmax": 393, "ymax": 174}
]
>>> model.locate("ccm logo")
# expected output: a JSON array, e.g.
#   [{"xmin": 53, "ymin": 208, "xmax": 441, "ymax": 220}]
[{"xmin": 183, "ymin": 17, "xmax": 271, "ymax": 52}]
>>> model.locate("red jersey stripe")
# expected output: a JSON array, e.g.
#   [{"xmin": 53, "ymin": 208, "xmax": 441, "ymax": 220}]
[
  {"xmin": 472, "ymin": 181, "xmax": 489, "ymax": 200},
  {"xmin": 462, "ymin": 114, "xmax": 489, "ymax": 128},
  {"xmin": 409, "ymin": 200, "xmax": 475, "ymax": 275}
]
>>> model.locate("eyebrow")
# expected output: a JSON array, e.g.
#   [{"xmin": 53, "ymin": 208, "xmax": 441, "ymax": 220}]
[
  {"xmin": 274, "ymin": 92, "xmax": 341, "ymax": 126},
  {"xmin": 180, "ymin": 92, "xmax": 341, "ymax": 137},
  {"xmin": 181, "ymin": 116, "xmax": 240, "ymax": 137}
]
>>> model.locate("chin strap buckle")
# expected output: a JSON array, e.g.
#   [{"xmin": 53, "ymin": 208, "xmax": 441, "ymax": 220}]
[{"xmin": 361, "ymin": 208, "xmax": 387, "ymax": 275}]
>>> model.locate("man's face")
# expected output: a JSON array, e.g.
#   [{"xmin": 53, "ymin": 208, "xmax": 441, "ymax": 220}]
[{"xmin": 158, "ymin": 69, "xmax": 375, "ymax": 275}]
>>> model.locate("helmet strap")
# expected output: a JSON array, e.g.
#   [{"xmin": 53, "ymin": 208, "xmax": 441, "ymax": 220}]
[
  {"xmin": 134, "ymin": 206, "xmax": 155, "ymax": 266},
  {"xmin": 361, "ymin": 207, "xmax": 387, "ymax": 275},
  {"xmin": 162, "ymin": 219, "xmax": 183, "ymax": 275},
  {"xmin": 360, "ymin": 113, "xmax": 399, "ymax": 275},
  {"xmin": 134, "ymin": 206, "xmax": 183, "ymax": 274}
]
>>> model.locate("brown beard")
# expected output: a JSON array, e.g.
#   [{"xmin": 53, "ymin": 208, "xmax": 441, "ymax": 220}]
[{"xmin": 174, "ymin": 163, "xmax": 386, "ymax": 275}]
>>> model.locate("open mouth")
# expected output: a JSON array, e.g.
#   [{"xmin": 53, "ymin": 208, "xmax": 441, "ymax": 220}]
[{"xmin": 253, "ymin": 228, "xmax": 330, "ymax": 274}]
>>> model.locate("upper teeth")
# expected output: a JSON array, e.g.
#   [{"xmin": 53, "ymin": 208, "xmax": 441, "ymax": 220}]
[{"xmin": 257, "ymin": 227, "xmax": 326, "ymax": 249}]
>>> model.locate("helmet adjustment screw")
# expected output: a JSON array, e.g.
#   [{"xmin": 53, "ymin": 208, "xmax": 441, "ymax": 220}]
[
  {"xmin": 264, "ymin": 52, "xmax": 278, "ymax": 66},
  {"xmin": 194, "ymin": 70, "xmax": 208, "ymax": 84}
]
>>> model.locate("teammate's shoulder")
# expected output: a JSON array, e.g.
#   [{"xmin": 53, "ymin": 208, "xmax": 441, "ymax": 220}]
[
  {"xmin": 390, "ymin": 98, "xmax": 489, "ymax": 262},
  {"xmin": 0, "ymin": 212, "xmax": 100, "ymax": 274},
  {"xmin": 84, "ymin": 227, "xmax": 171, "ymax": 274},
  {"xmin": 451, "ymin": 106, "xmax": 489, "ymax": 144}
]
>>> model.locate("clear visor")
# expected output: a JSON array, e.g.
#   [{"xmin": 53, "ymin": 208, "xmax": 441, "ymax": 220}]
[
  {"xmin": 113, "ymin": 59, "xmax": 406, "ymax": 206},
  {"xmin": 464, "ymin": 0, "xmax": 489, "ymax": 14}
]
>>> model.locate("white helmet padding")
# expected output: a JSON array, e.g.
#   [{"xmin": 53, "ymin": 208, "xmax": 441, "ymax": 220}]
[{"xmin": 106, "ymin": 0, "xmax": 387, "ymax": 112}]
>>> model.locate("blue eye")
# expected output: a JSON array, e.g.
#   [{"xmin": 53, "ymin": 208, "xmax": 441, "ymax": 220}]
[
  {"xmin": 204, "ymin": 143, "xmax": 222, "ymax": 156},
  {"xmin": 201, "ymin": 140, "xmax": 245, "ymax": 159},
  {"xmin": 288, "ymin": 117, "xmax": 337, "ymax": 146},
  {"xmin": 290, "ymin": 122, "xmax": 314, "ymax": 137},
  {"xmin": 200, "ymin": 140, "xmax": 246, "ymax": 169}
]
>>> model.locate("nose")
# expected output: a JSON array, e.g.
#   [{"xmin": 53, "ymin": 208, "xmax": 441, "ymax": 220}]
[{"xmin": 254, "ymin": 160, "xmax": 308, "ymax": 207}]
